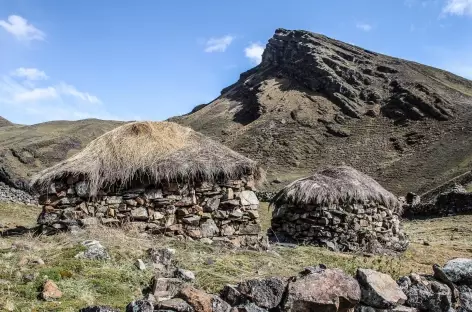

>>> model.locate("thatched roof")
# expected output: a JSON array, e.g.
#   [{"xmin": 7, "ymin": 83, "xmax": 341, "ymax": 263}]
[
  {"xmin": 271, "ymin": 166, "xmax": 399, "ymax": 209},
  {"xmin": 31, "ymin": 121, "xmax": 261, "ymax": 195}
]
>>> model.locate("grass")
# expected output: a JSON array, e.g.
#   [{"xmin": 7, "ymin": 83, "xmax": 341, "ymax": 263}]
[{"xmin": 2, "ymin": 202, "xmax": 472, "ymax": 311}]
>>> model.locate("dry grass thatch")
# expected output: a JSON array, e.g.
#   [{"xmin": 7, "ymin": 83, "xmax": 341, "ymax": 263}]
[
  {"xmin": 271, "ymin": 166, "xmax": 400, "ymax": 209},
  {"xmin": 31, "ymin": 121, "xmax": 261, "ymax": 195}
]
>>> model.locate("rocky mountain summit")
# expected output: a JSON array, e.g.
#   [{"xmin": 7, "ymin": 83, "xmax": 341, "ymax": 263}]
[
  {"xmin": 172, "ymin": 28, "xmax": 472, "ymax": 195},
  {"xmin": 0, "ymin": 116, "xmax": 13, "ymax": 127}
]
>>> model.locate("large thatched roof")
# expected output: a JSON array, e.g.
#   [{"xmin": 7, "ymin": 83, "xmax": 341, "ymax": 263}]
[
  {"xmin": 31, "ymin": 121, "xmax": 261, "ymax": 195},
  {"xmin": 271, "ymin": 166, "xmax": 399, "ymax": 209}
]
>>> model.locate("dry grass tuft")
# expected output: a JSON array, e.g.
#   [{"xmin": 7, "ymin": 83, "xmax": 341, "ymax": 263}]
[
  {"xmin": 31, "ymin": 121, "xmax": 261, "ymax": 196},
  {"xmin": 271, "ymin": 166, "xmax": 400, "ymax": 210}
]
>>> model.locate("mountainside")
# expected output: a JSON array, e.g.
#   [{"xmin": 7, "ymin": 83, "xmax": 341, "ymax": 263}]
[
  {"xmin": 172, "ymin": 28, "xmax": 472, "ymax": 195},
  {"xmin": 0, "ymin": 119, "xmax": 123, "ymax": 190},
  {"xmin": 0, "ymin": 116, "xmax": 13, "ymax": 128}
]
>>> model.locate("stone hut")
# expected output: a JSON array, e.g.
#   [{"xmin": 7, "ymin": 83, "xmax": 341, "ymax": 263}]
[
  {"xmin": 31, "ymin": 121, "xmax": 264, "ymax": 248},
  {"xmin": 269, "ymin": 166, "xmax": 408, "ymax": 253}
]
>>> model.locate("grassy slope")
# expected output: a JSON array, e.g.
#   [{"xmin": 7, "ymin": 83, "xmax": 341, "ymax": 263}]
[{"xmin": 1, "ymin": 202, "xmax": 472, "ymax": 311}]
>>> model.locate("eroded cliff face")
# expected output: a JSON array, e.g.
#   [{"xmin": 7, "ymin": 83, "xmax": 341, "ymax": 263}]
[{"xmin": 173, "ymin": 28, "xmax": 472, "ymax": 195}]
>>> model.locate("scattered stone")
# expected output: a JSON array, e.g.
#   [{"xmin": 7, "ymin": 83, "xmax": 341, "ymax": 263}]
[
  {"xmin": 357, "ymin": 268, "xmax": 407, "ymax": 308},
  {"xmin": 157, "ymin": 298, "xmax": 194, "ymax": 312},
  {"xmin": 148, "ymin": 248, "xmax": 176, "ymax": 273},
  {"xmin": 221, "ymin": 285, "xmax": 244, "ymax": 306},
  {"xmin": 177, "ymin": 285, "xmax": 231, "ymax": 312},
  {"xmin": 30, "ymin": 257, "xmax": 45, "ymax": 266},
  {"xmin": 174, "ymin": 268, "xmax": 196, "ymax": 282},
  {"xmin": 76, "ymin": 240, "xmax": 110, "ymax": 260},
  {"xmin": 443, "ymin": 258, "xmax": 472, "ymax": 286},
  {"xmin": 135, "ymin": 259, "xmax": 146, "ymax": 271},
  {"xmin": 125, "ymin": 299, "xmax": 154, "ymax": 312},
  {"xmin": 237, "ymin": 277, "xmax": 288, "ymax": 309},
  {"xmin": 152, "ymin": 277, "xmax": 184, "ymax": 301},
  {"xmin": 283, "ymin": 267, "xmax": 361, "ymax": 312},
  {"xmin": 230, "ymin": 303, "xmax": 268, "ymax": 312},
  {"xmin": 41, "ymin": 279, "xmax": 63, "ymax": 301}
]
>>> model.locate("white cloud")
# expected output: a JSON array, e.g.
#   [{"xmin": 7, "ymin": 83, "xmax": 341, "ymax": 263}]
[
  {"xmin": 0, "ymin": 68, "xmax": 114, "ymax": 124},
  {"xmin": 244, "ymin": 43, "xmax": 265, "ymax": 65},
  {"xmin": 443, "ymin": 0, "xmax": 472, "ymax": 15},
  {"xmin": 0, "ymin": 15, "xmax": 45, "ymax": 41},
  {"xmin": 58, "ymin": 83, "xmax": 101, "ymax": 104},
  {"xmin": 356, "ymin": 22, "xmax": 373, "ymax": 31},
  {"xmin": 204, "ymin": 35, "xmax": 234, "ymax": 53},
  {"xmin": 11, "ymin": 67, "xmax": 48, "ymax": 80}
]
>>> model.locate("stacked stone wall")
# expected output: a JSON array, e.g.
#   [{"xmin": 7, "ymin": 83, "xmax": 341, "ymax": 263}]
[
  {"xmin": 404, "ymin": 191, "xmax": 472, "ymax": 218},
  {"xmin": 37, "ymin": 176, "xmax": 265, "ymax": 248},
  {"xmin": 270, "ymin": 201, "xmax": 408, "ymax": 253},
  {"xmin": 0, "ymin": 181, "xmax": 37, "ymax": 205}
]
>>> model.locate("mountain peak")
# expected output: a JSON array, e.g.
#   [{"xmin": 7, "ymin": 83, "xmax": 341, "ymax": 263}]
[{"xmin": 0, "ymin": 116, "xmax": 13, "ymax": 127}]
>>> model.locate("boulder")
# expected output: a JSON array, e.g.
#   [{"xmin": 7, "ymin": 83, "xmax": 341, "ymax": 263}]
[
  {"xmin": 152, "ymin": 277, "xmax": 184, "ymax": 301},
  {"xmin": 283, "ymin": 268, "xmax": 361, "ymax": 312},
  {"xmin": 174, "ymin": 268, "xmax": 196, "ymax": 282},
  {"xmin": 125, "ymin": 300, "xmax": 154, "ymax": 312},
  {"xmin": 397, "ymin": 274, "xmax": 453, "ymax": 312},
  {"xmin": 357, "ymin": 268, "xmax": 407, "ymax": 308},
  {"xmin": 200, "ymin": 219, "xmax": 219, "ymax": 238},
  {"xmin": 443, "ymin": 258, "xmax": 472, "ymax": 286},
  {"xmin": 135, "ymin": 259, "xmax": 146, "ymax": 271},
  {"xmin": 41, "ymin": 279, "xmax": 63, "ymax": 301},
  {"xmin": 458, "ymin": 285, "xmax": 472, "ymax": 312},
  {"xmin": 177, "ymin": 285, "xmax": 231, "ymax": 312},
  {"xmin": 76, "ymin": 240, "xmax": 110, "ymax": 260},
  {"xmin": 157, "ymin": 298, "xmax": 194, "ymax": 312},
  {"xmin": 230, "ymin": 303, "xmax": 268, "ymax": 312},
  {"xmin": 236, "ymin": 277, "xmax": 288, "ymax": 309},
  {"xmin": 240, "ymin": 191, "xmax": 259, "ymax": 206}
]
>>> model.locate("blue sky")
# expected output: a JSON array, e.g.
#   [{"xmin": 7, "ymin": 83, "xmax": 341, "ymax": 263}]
[{"xmin": 0, "ymin": 0, "xmax": 471, "ymax": 124}]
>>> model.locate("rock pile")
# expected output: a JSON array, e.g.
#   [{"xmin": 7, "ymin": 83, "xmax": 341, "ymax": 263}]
[
  {"xmin": 271, "ymin": 200, "xmax": 408, "ymax": 254},
  {"xmin": 0, "ymin": 182, "xmax": 37, "ymax": 205},
  {"xmin": 79, "ymin": 252, "xmax": 472, "ymax": 312},
  {"xmin": 37, "ymin": 177, "xmax": 266, "ymax": 248}
]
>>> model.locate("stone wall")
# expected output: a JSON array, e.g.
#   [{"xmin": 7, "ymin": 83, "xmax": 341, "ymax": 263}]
[
  {"xmin": 0, "ymin": 181, "xmax": 37, "ymax": 205},
  {"xmin": 404, "ymin": 190, "xmax": 472, "ymax": 218},
  {"xmin": 270, "ymin": 201, "xmax": 408, "ymax": 253},
  {"xmin": 37, "ymin": 176, "xmax": 265, "ymax": 248}
]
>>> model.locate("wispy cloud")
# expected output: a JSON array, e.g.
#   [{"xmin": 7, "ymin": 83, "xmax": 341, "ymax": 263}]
[
  {"xmin": 204, "ymin": 35, "xmax": 234, "ymax": 53},
  {"xmin": 244, "ymin": 43, "xmax": 265, "ymax": 65},
  {"xmin": 0, "ymin": 15, "xmax": 45, "ymax": 41},
  {"xmin": 0, "ymin": 68, "xmax": 116, "ymax": 124},
  {"xmin": 443, "ymin": 0, "xmax": 472, "ymax": 16},
  {"xmin": 10, "ymin": 67, "xmax": 48, "ymax": 80},
  {"xmin": 356, "ymin": 22, "xmax": 373, "ymax": 31}
]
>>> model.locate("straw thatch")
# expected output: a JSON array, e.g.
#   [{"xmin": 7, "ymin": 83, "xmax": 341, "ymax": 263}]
[
  {"xmin": 31, "ymin": 121, "xmax": 261, "ymax": 195},
  {"xmin": 271, "ymin": 166, "xmax": 399, "ymax": 209}
]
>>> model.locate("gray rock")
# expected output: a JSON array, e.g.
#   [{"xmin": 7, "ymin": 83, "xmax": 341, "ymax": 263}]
[
  {"xmin": 145, "ymin": 189, "xmax": 163, "ymax": 200},
  {"xmin": 239, "ymin": 224, "xmax": 261, "ymax": 235},
  {"xmin": 237, "ymin": 276, "xmax": 288, "ymax": 309},
  {"xmin": 152, "ymin": 277, "xmax": 185, "ymax": 301},
  {"xmin": 283, "ymin": 268, "xmax": 361, "ymax": 312},
  {"xmin": 76, "ymin": 240, "xmax": 110, "ymax": 260},
  {"xmin": 80, "ymin": 217, "xmax": 99, "ymax": 227},
  {"xmin": 131, "ymin": 207, "xmax": 149, "ymax": 220},
  {"xmin": 443, "ymin": 258, "xmax": 472, "ymax": 286},
  {"xmin": 240, "ymin": 191, "xmax": 259, "ymax": 206},
  {"xmin": 357, "ymin": 268, "xmax": 407, "ymax": 308},
  {"xmin": 204, "ymin": 197, "xmax": 221, "ymax": 212},
  {"xmin": 398, "ymin": 274, "xmax": 453, "ymax": 312},
  {"xmin": 200, "ymin": 238, "xmax": 213, "ymax": 245},
  {"xmin": 221, "ymin": 285, "xmax": 244, "ymax": 306},
  {"xmin": 183, "ymin": 216, "xmax": 201, "ymax": 226},
  {"xmin": 355, "ymin": 305, "xmax": 418, "ymax": 311},
  {"xmin": 135, "ymin": 259, "xmax": 146, "ymax": 271},
  {"xmin": 79, "ymin": 306, "xmax": 120, "ymax": 312},
  {"xmin": 75, "ymin": 181, "xmax": 90, "ymax": 198},
  {"xmin": 148, "ymin": 248, "xmax": 176, "ymax": 274},
  {"xmin": 458, "ymin": 285, "xmax": 472, "ymax": 312},
  {"xmin": 126, "ymin": 300, "xmax": 153, "ymax": 312},
  {"xmin": 174, "ymin": 268, "xmax": 196, "ymax": 282},
  {"xmin": 158, "ymin": 298, "xmax": 194, "ymax": 312}
]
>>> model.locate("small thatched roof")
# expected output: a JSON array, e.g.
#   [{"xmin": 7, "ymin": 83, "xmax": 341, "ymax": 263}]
[
  {"xmin": 271, "ymin": 166, "xmax": 399, "ymax": 209},
  {"xmin": 31, "ymin": 121, "xmax": 261, "ymax": 195}
]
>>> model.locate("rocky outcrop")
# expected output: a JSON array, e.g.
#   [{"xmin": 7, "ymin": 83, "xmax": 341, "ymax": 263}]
[
  {"xmin": 0, "ymin": 181, "xmax": 37, "ymax": 205},
  {"xmin": 36, "ymin": 177, "xmax": 266, "ymax": 249},
  {"xmin": 0, "ymin": 116, "xmax": 12, "ymax": 127}
]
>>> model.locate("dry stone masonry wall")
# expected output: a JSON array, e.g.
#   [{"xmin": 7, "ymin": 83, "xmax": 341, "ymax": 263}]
[
  {"xmin": 37, "ymin": 176, "xmax": 265, "ymax": 248},
  {"xmin": 0, "ymin": 181, "xmax": 37, "ymax": 205},
  {"xmin": 270, "ymin": 201, "xmax": 408, "ymax": 254}
]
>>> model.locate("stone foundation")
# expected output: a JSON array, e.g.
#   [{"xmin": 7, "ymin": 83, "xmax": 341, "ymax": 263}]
[
  {"xmin": 37, "ymin": 176, "xmax": 265, "ymax": 248},
  {"xmin": 270, "ymin": 201, "xmax": 408, "ymax": 253},
  {"xmin": 0, "ymin": 182, "xmax": 37, "ymax": 205}
]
